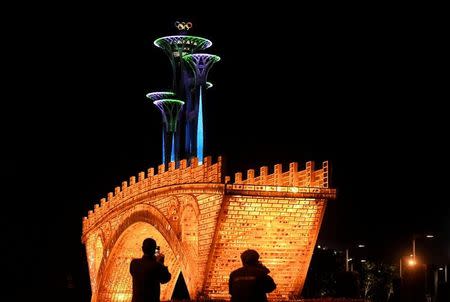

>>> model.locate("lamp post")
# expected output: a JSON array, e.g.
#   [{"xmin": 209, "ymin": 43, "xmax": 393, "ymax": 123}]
[
  {"xmin": 345, "ymin": 243, "xmax": 366, "ymax": 272},
  {"xmin": 410, "ymin": 233, "xmax": 438, "ymax": 300},
  {"xmin": 346, "ymin": 248, "xmax": 349, "ymax": 272},
  {"xmin": 412, "ymin": 233, "xmax": 434, "ymax": 261},
  {"xmin": 400, "ymin": 254, "xmax": 418, "ymax": 278},
  {"xmin": 445, "ymin": 264, "xmax": 448, "ymax": 283}
]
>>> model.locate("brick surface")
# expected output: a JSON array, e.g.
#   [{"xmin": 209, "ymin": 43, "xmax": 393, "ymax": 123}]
[{"xmin": 82, "ymin": 157, "xmax": 335, "ymax": 302}]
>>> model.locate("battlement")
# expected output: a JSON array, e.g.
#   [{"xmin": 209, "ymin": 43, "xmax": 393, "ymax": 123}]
[
  {"xmin": 228, "ymin": 160, "xmax": 329, "ymax": 188},
  {"xmin": 82, "ymin": 156, "xmax": 222, "ymax": 233},
  {"xmin": 82, "ymin": 158, "xmax": 333, "ymax": 235}
]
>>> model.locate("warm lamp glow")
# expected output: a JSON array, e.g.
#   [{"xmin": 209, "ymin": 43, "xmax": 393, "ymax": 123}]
[{"xmin": 408, "ymin": 259, "xmax": 417, "ymax": 266}]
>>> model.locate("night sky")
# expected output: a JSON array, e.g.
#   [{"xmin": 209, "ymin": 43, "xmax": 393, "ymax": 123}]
[{"xmin": 3, "ymin": 3, "xmax": 449, "ymax": 300}]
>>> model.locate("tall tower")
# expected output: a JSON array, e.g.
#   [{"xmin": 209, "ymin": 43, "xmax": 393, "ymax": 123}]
[
  {"xmin": 153, "ymin": 98, "xmax": 185, "ymax": 163},
  {"xmin": 184, "ymin": 54, "xmax": 220, "ymax": 163},
  {"xmin": 147, "ymin": 22, "xmax": 220, "ymax": 165}
]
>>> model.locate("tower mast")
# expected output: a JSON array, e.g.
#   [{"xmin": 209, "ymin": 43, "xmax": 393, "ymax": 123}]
[{"xmin": 148, "ymin": 21, "xmax": 220, "ymax": 164}]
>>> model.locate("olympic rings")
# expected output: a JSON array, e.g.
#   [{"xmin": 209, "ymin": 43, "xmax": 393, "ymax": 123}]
[{"xmin": 175, "ymin": 21, "xmax": 193, "ymax": 31}]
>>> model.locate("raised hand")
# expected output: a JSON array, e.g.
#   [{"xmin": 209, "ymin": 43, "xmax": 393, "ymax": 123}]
[{"xmin": 156, "ymin": 252, "xmax": 165, "ymax": 264}]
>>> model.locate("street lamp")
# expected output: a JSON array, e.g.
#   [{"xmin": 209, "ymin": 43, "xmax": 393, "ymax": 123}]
[
  {"xmin": 408, "ymin": 257, "xmax": 417, "ymax": 266},
  {"xmin": 400, "ymin": 254, "xmax": 417, "ymax": 278},
  {"xmin": 446, "ymin": 265, "xmax": 448, "ymax": 283},
  {"xmin": 412, "ymin": 233, "xmax": 434, "ymax": 261},
  {"xmin": 345, "ymin": 243, "xmax": 366, "ymax": 272}
]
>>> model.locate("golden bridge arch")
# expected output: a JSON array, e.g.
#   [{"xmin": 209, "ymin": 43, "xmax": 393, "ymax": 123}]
[{"xmin": 82, "ymin": 156, "xmax": 336, "ymax": 301}]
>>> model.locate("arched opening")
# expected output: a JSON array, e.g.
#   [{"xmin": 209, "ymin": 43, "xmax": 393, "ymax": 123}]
[
  {"xmin": 96, "ymin": 222, "xmax": 180, "ymax": 302},
  {"xmin": 171, "ymin": 272, "xmax": 190, "ymax": 301}
]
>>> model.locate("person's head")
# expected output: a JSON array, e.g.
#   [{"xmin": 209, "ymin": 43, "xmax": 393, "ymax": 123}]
[
  {"xmin": 142, "ymin": 238, "xmax": 157, "ymax": 255},
  {"xmin": 240, "ymin": 249, "xmax": 260, "ymax": 266}
]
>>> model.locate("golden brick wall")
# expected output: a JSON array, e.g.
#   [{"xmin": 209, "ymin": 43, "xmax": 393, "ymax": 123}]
[
  {"xmin": 82, "ymin": 157, "xmax": 335, "ymax": 302},
  {"xmin": 204, "ymin": 196, "xmax": 326, "ymax": 300}
]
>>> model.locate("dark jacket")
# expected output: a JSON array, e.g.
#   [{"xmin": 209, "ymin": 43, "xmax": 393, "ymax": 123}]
[
  {"xmin": 229, "ymin": 264, "xmax": 276, "ymax": 302},
  {"xmin": 130, "ymin": 255, "xmax": 171, "ymax": 302}
]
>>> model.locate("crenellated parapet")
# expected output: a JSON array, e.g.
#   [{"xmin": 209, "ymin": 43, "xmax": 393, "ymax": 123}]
[
  {"xmin": 230, "ymin": 161, "xmax": 329, "ymax": 187},
  {"xmin": 83, "ymin": 158, "xmax": 334, "ymax": 236},
  {"xmin": 225, "ymin": 161, "xmax": 334, "ymax": 200},
  {"xmin": 82, "ymin": 156, "xmax": 223, "ymax": 236}
]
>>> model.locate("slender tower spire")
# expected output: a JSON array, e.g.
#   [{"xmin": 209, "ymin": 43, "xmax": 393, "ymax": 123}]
[
  {"xmin": 184, "ymin": 54, "xmax": 221, "ymax": 163},
  {"xmin": 146, "ymin": 92, "xmax": 178, "ymax": 165},
  {"xmin": 148, "ymin": 22, "xmax": 220, "ymax": 164},
  {"xmin": 153, "ymin": 99, "xmax": 184, "ymax": 164}
]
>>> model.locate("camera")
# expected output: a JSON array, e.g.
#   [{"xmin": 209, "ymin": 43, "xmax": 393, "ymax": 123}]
[{"xmin": 154, "ymin": 246, "xmax": 160, "ymax": 256}]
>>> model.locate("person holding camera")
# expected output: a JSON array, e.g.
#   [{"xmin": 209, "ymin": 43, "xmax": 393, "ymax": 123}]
[
  {"xmin": 229, "ymin": 249, "xmax": 276, "ymax": 302},
  {"xmin": 130, "ymin": 238, "xmax": 171, "ymax": 302}
]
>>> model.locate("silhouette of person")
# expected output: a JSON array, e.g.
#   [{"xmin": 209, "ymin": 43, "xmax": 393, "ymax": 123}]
[
  {"xmin": 130, "ymin": 238, "xmax": 171, "ymax": 302},
  {"xmin": 229, "ymin": 249, "xmax": 276, "ymax": 302}
]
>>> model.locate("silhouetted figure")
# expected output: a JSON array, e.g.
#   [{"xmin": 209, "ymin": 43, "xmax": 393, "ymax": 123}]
[
  {"xmin": 229, "ymin": 249, "xmax": 276, "ymax": 302},
  {"xmin": 130, "ymin": 238, "xmax": 171, "ymax": 302}
]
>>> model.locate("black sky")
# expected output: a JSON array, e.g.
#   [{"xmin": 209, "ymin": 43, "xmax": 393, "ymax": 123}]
[{"xmin": 3, "ymin": 3, "xmax": 449, "ymax": 299}]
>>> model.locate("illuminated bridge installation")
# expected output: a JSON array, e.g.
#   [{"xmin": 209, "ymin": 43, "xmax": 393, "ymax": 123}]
[{"xmin": 82, "ymin": 156, "xmax": 336, "ymax": 301}]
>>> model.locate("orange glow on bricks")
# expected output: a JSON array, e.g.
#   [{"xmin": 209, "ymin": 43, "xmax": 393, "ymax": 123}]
[{"xmin": 82, "ymin": 156, "xmax": 336, "ymax": 301}]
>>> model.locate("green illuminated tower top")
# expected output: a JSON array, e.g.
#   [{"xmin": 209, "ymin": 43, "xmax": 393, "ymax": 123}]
[{"xmin": 148, "ymin": 21, "xmax": 220, "ymax": 165}]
